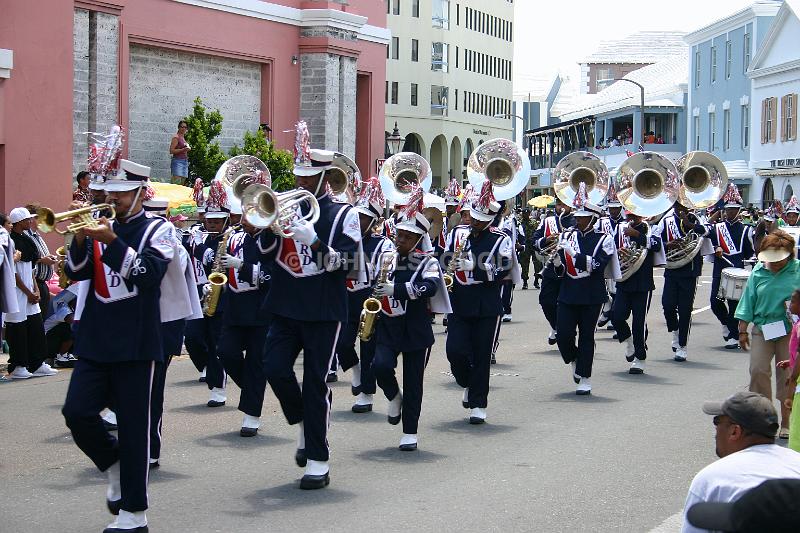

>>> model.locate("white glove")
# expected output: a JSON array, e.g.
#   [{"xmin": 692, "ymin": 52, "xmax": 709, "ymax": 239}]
[
  {"xmin": 373, "ymin": 282, "xmax": 395, "ymax": 298},
  {"xmin": 560, "ymin": 243, "xmax": 577, "ymax": 257},
  {"xmin": 203, "ymin": 248, "xmax": 215, "ymax": 265},
  {"xmin": 454, "ymin": 257, "xmax": 475, "ymax": 272},
  {"xmin": 191, "ymin": 227, "xmax": 204, "ymax": 245},
  {"xmin": 552, "ymin": 254, "xmax": 562, "ymax": 267},
  {"xmin": 290, "ymin": 220, "xmax": 318, "ymax": 246},
  {"xmin": 221, "ymin": 254, "xmax": 243, "ymax": 269}
]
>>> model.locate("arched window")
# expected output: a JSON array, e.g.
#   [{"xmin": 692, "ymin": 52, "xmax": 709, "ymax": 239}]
[
  {"xmin": 784, "ymin": 184, "xmax": 794, "ymax": 203},
  {"xmin": 762, "ymin": 178, "xmax": 774, "ymax": 208}
]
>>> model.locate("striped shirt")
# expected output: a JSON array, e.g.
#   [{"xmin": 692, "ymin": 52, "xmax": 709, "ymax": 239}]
[{"xmin": 26, "ymin": 229, "xmax": 53, "ymax": 282}]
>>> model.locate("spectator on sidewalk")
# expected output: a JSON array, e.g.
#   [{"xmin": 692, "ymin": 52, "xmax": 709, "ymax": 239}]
[
  {"xmin": 44, "ymin": 286, "xmax": 78, "ymax": 368},
  {"xmin": 73, "ymin": 171, "xmax": 92, "ymax": 204},
  {"xmin": 25, "ymin": 203, "xmax": 57, "ymax": 316},
  {"xmin": 169, "ymin": 120, "xmax": 191, "ymax": 184},
  {"xmin": 681, "ymin": 391, "xmax": 800, "ymax": 533},
  {"xmin": 5, "ymin": 208, "xmax": 56, "ymax": 379},
  {"xmin": 0, "ymin": 211, "xmax": 20, "ymax": 382}
]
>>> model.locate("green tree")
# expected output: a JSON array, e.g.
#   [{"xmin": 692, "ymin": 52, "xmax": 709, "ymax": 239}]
[
  {"xmin": 229, "ymin": 129, "xmax": 295, "ymax": 191},
  {"xmin": 182, "ymin": 97, "xmax": 228, "ymax": 185}
]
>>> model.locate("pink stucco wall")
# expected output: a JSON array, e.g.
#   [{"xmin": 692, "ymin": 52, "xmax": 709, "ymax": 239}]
[{"xmin": 0, "ymin": 0, "xmax": 387, "ymax": 240}]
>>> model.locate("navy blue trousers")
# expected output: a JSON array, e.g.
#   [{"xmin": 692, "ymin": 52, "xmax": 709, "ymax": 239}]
[
  {"xmin": 501, "ymin": 280, "xmax": 513, "ymax": 314},
  {"xmin": 611, "ymin": 290, "xmax": 653, "ymax": 360},
  {"xmin": 262, "ymin": 316, "xmax": 340, "ymax": 462},
  {"xmin": 373, "ymin": 344, "xmax": 431, "ymax": 435},
  {"xmin": 218, "ymin": 324, "xmax": 269, "ymax": 417},
  {"xmin": 662, "ymin": 276, "xmax": 697, "ymax": 347},
  {"xmin": 539, "ymin": 276, "xmax": 561, "ymax": 330},
  {"xmin": 184, "ymin": 314, "xmax": 225, "ymax": 389},
  {"xmin": 62, "ymin": 358, "xmax": 155, "ymax": 513},
  {"xmin": 447, "ymin": 314, "xmax": 501, "ymax": 408},
  {"xmin": 710, "ymin": 277, "xmax": 740, "ymax": 340},
  {"xmin": 335, "ymin": 319, "xmax": 377, "ymax": 395},
  {"xmin": 557, "ymin": 303, "xmax": 603, "ymax": 378},
  {"xmin": 150, "ymin": 319, "xmax": 186, "ymax": 460}
]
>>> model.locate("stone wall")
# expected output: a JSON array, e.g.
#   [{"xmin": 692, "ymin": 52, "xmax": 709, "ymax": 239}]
[
  {"xmin": 127, "ymin": 45, "xmax": 261, "ymax": 181},
  {"xmin": 72, "ymin": 9, "xmax": 119, "ymax": 178}
]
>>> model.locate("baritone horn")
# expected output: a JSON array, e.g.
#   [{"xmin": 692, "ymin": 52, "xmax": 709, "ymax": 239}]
[
  {"xmin": 232, "ymin": 173, "xmax": 319, "ymax": 237},
  {"xmin": 36, "ymin": 204, "xmax": 116, "ymax": 235}
]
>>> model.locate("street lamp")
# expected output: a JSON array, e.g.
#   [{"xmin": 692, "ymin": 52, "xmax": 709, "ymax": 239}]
[
  {"xmin": 386, "ymin": 122, "xmax": 403, "ymax": 157},
  {"xmin": 597, "ymin": 78, "xmax": 645, "ymax": 144}
]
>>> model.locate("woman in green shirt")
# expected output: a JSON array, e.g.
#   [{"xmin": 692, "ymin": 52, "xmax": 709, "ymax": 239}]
[{"xmin": 735, "ymin": 230, "xmax": 800, "ymax": 438}]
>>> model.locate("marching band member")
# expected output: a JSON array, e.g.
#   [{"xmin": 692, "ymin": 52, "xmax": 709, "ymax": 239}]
[
  {"xmin": 216, "ymin": 210, "xmax": 272, "ymax": 437},
  {"xmin": 784, "ymin": 196, "xmax": 800, "ymax": 227},
  {"xmin": 257, "ymin": 124, "xmax": 363, "ymax": 490},
  {"xmin": 706, "ymin": 184, "xmax": 755, "ymax": 349},
  {"xmin": 595, "ymin": 184, "xmax": 625, "ymax": 328},
  {"xmin": 142, "ymin": 197, "xmax": 202, "ymax": 468},
  {"xmin": 445, "ymin": 177, "xmax": 463, "ymax": 231},
  {"xmin": 499, "ymin": 205, "xmax": 522, "ymax": 323},
  {"xmin": 531, "ymin": 198, "xmax": 575, "ymax": 345},
  {"xmin": 610, "ymin": 212, "xmax": 664, "ymax": 374},
  {"xmin": 443, "ymin": 186, "xmax": 475, "ymax": 330},
  {"xmin": 62, "ymin": 159, "xmax": 172, "ymax": 533},
  {"xmin": 445, "ymin": 182, "xmax": 513, "ymax": 423},
  {"xmin": 371, "ymin": 188, "xmax": 450, "ymax": 448},
  {"xmin": 184, "ymin": 181, "xmax": 230, "ymax": 406},
  {"xmin": 654, "ymin": 202, "xmax": 711, "ymax": 362},
  {"xmin": 553, "ymin": 184, "xmax": 618, "ymax": 395},
  {"xmin": 337, "ymin": 178, "xmax": 394, "ymax": 413}
]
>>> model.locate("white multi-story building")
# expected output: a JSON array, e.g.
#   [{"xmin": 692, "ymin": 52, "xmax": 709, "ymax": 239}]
[
  {"xmin": 385, "ymin": 0, "xmax": 514, "ymax": 188},
  {"xmin": 748, "ymin": 0, "xmax": 800, "ymax": 207}
]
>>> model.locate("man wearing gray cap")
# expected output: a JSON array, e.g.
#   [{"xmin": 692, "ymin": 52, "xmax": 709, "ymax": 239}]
[{"xmin": 681, "ymin": 391, "xmax": 800, "ymax": 533}]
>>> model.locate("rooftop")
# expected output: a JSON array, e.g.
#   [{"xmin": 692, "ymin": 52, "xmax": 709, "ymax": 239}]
[
  {"xmin": 684, "ymin": 1, "xmax": 782, "ymax": 45},
  {"xmin": 559, "ymin": 55, "xmax": 688, "ymax": 121},
  {"xmin": 579, "ymin": 31, "xmax": 687, "ymax": 65}
]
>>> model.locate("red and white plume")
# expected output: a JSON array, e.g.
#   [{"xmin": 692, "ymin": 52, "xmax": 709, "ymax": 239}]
[
  {"xmin": 785, "ymin": 196, "xmax": 798, "ymax": 212},
  {"xmin": 192, "ymin": 178, "xmax": 205, "ymax": 207},
  {"xmin": 87, "ymin": 124, "xmax": 125, "ymax": 176},
  {"xmin": 446, "ymin": 177, "xmax": 461, "ymax": 198},
  {"xmin": 606, "ymin": 182, "xmax": 619, "ymax": 203},
  {"xmin": 357, "ymin": 176, "xmax": 385, "ymax": 208},
  {"xmin": 294, "ymin": 121, "xmax": 311, "ymax": 166},
  {"xmin": 399, "ymin": 184, "xmax": 424, "ymax": 220},
  {"xmin": 459, "ymin": 184, "xmax": 475, "ymax": 211},
  {"xmin": 207, "ymin": 180, "xmax": 228, "ymax": 211},
  {"xmin": 722, "ymin": 183, "xmax": 743, "ymax": 205},
  {"xmin": 477, "ymin": 180, "xmax": 495, "ymax": 210},
  {"xmin": 143, "ymin": 184, "xmax": 156, "ymax": 202},
  {"xmin": 573, "ymin": 182, "xmax": 588, "ymax": 210}
]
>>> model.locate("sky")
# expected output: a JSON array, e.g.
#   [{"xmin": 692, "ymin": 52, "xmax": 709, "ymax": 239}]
[{"xmin": 513, "ymin": 0, "xmax": 760, "ymax": 96}]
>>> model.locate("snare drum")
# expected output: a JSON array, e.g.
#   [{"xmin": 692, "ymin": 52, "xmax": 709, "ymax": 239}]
[{"xmin": 718, "ymin": 267, "xmax": 751, "ymax": 301}]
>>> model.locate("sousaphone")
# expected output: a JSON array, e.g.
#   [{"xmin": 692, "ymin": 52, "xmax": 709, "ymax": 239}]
[
  {"xmin": 378, "ymin": 152, "xmax": 433, "ymax": 205},
  {"xmin": 466, "ymin": 138, "xmax": 530, "ymax": 201}
]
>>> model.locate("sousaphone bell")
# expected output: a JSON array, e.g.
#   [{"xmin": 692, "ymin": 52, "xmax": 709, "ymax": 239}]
[
  {"xmin": 552, "ymin": 151, "xmax": 610, "ymax": 206},
  {"xmin": 466, "ymin": 138, "xmax": 530, "ymax": 201},
  {"xmin": 378, "ymin": 152, "xmax": 433, "ymax": 205}
]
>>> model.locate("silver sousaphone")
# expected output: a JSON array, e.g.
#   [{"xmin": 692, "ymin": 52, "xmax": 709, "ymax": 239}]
[
  {"xmin": 378, "ymin": 152, "xmax": 433, "ymax": 205},
  {"xmin": 466, "ymin": 138, "xmax": 530, "ymax": 201},
  {"xmin": 615, "ymin": 151, "xmax": 679, "ymax": 280},
  {"xmin": 552, "ymin": 151, "xmax": 610, "ymax": 206},
  {"xmin": 665, "ymin": 151, "xmax": 728, "ymax": 268},
  {"xmin": 328, "ymin": 152, "xmax": 362, "ymax": 200}
]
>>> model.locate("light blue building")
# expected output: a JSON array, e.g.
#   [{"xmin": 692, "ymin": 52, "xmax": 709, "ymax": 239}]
[{"xmin": 685, "ymin": 0, "xmax": 781, "ymax": 204}]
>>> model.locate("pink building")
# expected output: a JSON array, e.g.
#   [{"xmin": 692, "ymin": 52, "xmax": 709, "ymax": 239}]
[{"xmin": 0, "ymin": 0, "xmax": 388, "ymax": 227}]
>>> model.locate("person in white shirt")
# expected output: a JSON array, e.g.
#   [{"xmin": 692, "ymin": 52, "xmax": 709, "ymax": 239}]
[{"xmin": 682, "ymin": 391, "xmax": 800, "ymax": 533}]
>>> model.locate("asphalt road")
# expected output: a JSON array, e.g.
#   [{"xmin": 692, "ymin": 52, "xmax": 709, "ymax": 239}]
[{"xmin": 0, "ymin": 274, "xmax": 765, "ymax": 533}]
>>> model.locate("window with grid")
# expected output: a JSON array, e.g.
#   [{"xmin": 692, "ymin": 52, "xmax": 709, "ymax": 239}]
[
  {"xmin": 391, "ymin": 37, "xmax": 399, "ymax": 60},
  {"xmin": 709, "ymin": 112, "xmax": 716, "ymax": 149},
  {"xmin": 725, "ymin": 40, "xmax": 732, "ymax": 79},
  {"xmin": 781, "ymin": 94, "xmax": 798, "ymax": 142},
  {"xmin": 710, "ymin": 45, "xmax": 717, "ymax": 83},
  {"xmin": 743, "ymin": 33, "xmax": 751, "ymax": 72},
  {"xmin": 694, "ymin": 49, "xmax": 701, "ymax": 88},
  {"xmin": 411, "ymin": 83, "xmax": 418, "ymax": 107},
  {"xmin": 742, "ymin": 104, "xmax": 750, "ymax": 148},
  {"xmin": 723, "ymin": 109, "xmax": 731, "ymax": 151},
  {"xmin": 431, "ymin": 42, "xmax": 449, "ymax": 72},
  {"xmin": 411, "ymin": 39, "xmax": 418, "ymax": 62},
  {"xmin": 391, "ymin": 82, "xmax": 398, "ymax": 105}
]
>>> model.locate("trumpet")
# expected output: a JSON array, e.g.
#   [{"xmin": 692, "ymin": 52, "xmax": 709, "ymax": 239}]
[{"xmin": 36, "ymin": 204, "xmax": 116, "ymax": 235}]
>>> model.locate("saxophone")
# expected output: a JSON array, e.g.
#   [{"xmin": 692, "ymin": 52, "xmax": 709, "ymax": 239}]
[
  {"xmin": 201, "ymin": 227, "xmax": 233, "ymax": 317},
  {"xmin": 357, "ymin": 251, "xmax": 393, "ymax": 342},
  {"xmin": 55, "ymin": 246, "xmax": 70, "ymax": 289},
  {"xmin": 443, "ymin": 237, "xmax": 467, "ymax": 292}
]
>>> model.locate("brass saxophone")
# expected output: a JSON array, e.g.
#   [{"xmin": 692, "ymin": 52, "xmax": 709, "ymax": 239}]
[
  {"xmin": 201, "ymin": 227, "xmax": 233, "ymax": 317},
  {"xmin": 443, "ymin": 237, "xmax": 467, "ymax": 292},
  {"xmin": 55, "ymin": 246, "xmax": 70, "ymax": 289},
  {"xmin": 357, "ymin": 251, "xmax": 393, "ymax": 342}
]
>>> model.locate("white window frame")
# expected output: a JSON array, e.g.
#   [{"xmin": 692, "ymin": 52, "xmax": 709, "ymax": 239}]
[{"xmin": 742, "ymin": 104, "xmax": 750, "ymax": 148}]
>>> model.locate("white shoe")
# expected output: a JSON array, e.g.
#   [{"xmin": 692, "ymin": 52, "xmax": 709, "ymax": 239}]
[
  {"xmin": 502, "ymin": 313, "xmax": 512, "ymax": 322},
  {"xmin": 8, "ymin": 367, "xmax": 33, "ymax": 379},
  {"xmin": 624, "ymin": 337, "xmax": 635, "ymax": 361},
  {"xmin": 674, "ymin": 346, "xmax": 687, "ymax": 362},
  {"xmin": 576, "ymin": 377, "xmax": 592, "ymax": 395},
  {"xmin": 399, "ymin": 433, "xmax": 418, "ymax": 450},
  {"xmin": 304, "ymin": 459, "xmax": 329, "ymax": 476},
  {"xmin": 629, "ymin": 358, "xmax": 645, "ymax": 374},
  {"xmin": 351, "ymin": 393, "xmax": 373, "ymax": 413},
  {"xmin": 242, "ymin": 414, "xmax": 261, "ymax": 429},
  {"xmin": 725, "ymin": 338, "xmax": 739, "ymax": 349},
  {"xmin": 106, "ymin": 510, "xmax": 147, "ymax": 531},
  {"xmin": 548, "ymin": 330, "xmax": 557, "ymax": 341},
  {"xmin": 200, "ymin": 367, "xmax": 207, "ymax": 379},
  {"xmin": 387, "ymin": 390, "xmax": 402, "ymax": 424},
  {"xmin": 208, "ymin": 387, "xmax": 226, "ymax": 406},
  {"xmin": 31, "ymin": 363, "xmax": 58, "ymax": 376},
  {"xmin": 671, "ymin": 331, "xmax": 679, "ymax": 352},
  {"xmin": 350, "ymin": 362, "xmax": 362, "ymax": 390},
  {"xmin": 469, "ymin": 407, "xmax": 487, "ymax": 424}
]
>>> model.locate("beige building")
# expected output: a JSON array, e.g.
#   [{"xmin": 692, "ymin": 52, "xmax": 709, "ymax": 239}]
[{"xmin": 384, "ymin": 0, "xmax": 514, "ymax": 189}]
